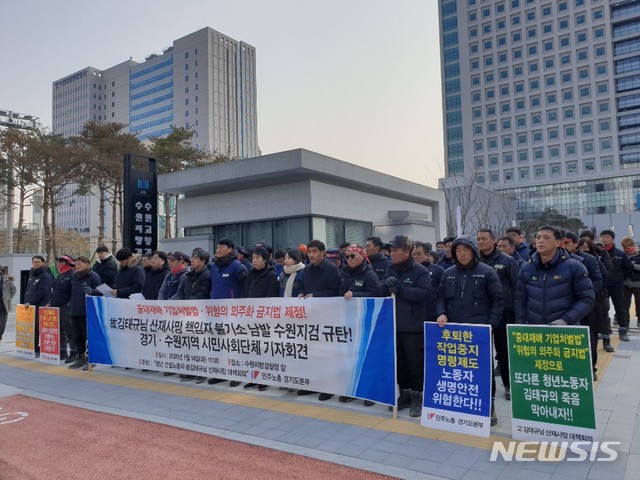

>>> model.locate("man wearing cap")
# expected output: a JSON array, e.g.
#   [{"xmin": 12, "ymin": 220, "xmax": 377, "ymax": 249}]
[
  {"xmin": 365, "ymin": 236, "xmax": 392, "ymax": 280},
  {"xmin": 381, "ymin": 235, "xmax": 431, "ymax": 417},
  {"xmin": 92, "ymin": 245, "xmax": 118, "ymax": 288},
  {"xmin": 142, "ymin": 251, "xmax": 170, "ymax": 300},
  {"xmin": 600, "ymin": 229, "xmax": 633, "ymax": 341},
  {"xmin": 505, "ymin": 227, "xmax": 530, "ymax": 262},
  {"xmin": 437, "ymin": 235, "xmax": 503, "ymax": 425},
  {"xmin": 24, "ymin": 255, "xmax": 54, "ymax": 357},
  {"xmin": 111, "ymin": 248, "xmax": 145, "ymax": 299},
  {"xmin": 325, "ymin": 249, "xmax": 343, "ymax": 270},
  {"xmin": 209, "ymin": 238, "xmax": 248, "ymax": 300},
  {"xmin": 51, "ymin": 255, "xmax": 76, "ymax": 362},
  {"xmin": 158, "ymin": 252, "xmax": 190, "ymax": 300},
  {"xmin": 236, "ymin": 246, "xmax": 253, "ymax": 271}
]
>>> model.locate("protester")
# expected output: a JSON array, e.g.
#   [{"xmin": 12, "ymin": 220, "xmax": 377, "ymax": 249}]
[
  {"xmin": 50, "ymin": 255, "xmax": 76, "ymax": 362},
  {"xmin": 364, "ymin": 236, "xmax": 391, "ymax": 280},
  {"xmin": 279, "ymin": 249, "xmax": 305, "ymax": 298},
  {"xmin": 159, "ymin": 252, "xmax": 190, "ymax": 300},
  {"xmin": 142, "ymin": 250, "xmax": 170, "ymax": 300},
  {"xmin": 437, "ymin": 236, "xmax": 456, "ymax": 270},
  {"xmin": 0, "ymin": 266, "xmax": 17, "ymax": 343},
  {"xmin": 92, "ymin": 245, "xmax": 117, "ymax": 288},
  {"xmin": 24, "ymin": 255, "xmax": 54, "ymax": 357},
  {"xmin": 381, "ymin": 235, "xmax": 431, "ymax": 417},
  {"xmin": 621, "ymin": 236, "xmax": 640, "ymax": 329},
  {"xmin": 505, "ymin": 227, "xmax": 530, "ymax": 261},
  {"xmin": 600, "ymin": 229, "xmax": 632, "ymax": 341},
  {"xmin": 111, "ymin": 248, "xmax": 145, "ymax": 299}
]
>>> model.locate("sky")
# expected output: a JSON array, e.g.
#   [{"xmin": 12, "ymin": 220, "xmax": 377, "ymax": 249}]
[{"xmin": 0, "ymin": 0, "xmax": 444, "ymax": 186}]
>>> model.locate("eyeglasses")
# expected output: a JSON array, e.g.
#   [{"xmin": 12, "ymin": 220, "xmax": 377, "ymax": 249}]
[{"xmin": 344, "ymin": 254, "xmax": 359, "ymax": 260}]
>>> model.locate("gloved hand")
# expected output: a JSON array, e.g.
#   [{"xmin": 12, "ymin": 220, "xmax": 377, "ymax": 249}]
[
  {"xmin": 385, "ymin": 276, "xmax": 399, "ymax": 293},
  {"xmin": 549, "ymin": 319, "xmax": 567, "ymax": 326},
  {"xmin": 83, "ymin": 285, "xmax": 93, "ymax": 295}
]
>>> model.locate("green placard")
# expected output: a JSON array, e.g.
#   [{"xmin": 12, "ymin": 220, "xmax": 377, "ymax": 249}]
[{"xmin": 507, "ymin": 325, "xmax": 596, "ymax": 441}]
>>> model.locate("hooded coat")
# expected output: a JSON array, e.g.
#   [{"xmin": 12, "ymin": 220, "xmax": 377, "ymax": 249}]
[{"xmin": 436, "ymin": 236, "xmax": 503, "ymax": 327}]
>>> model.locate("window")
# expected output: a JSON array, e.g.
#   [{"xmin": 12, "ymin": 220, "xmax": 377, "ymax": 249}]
[
  {"xmin": 503, "ymin": 153, "xmax": 513, "ymax": 164},
  {"xmin": 563, "ymin": 89, "xmax": 573, "ymax": 102},
  {"xmin": 529, "ymin": 61, "xmax": 538, "ymax": 73},
  {"xmin": 519, "ymin": 167, "xmax": 530, "ymax": 180},
  {"xmin": 581, "ymin": 122, "xmax": 593, "ymax": 135},
  {"xmin": 533, "ymin": 148, "xmax": 544, "ymax": 160},
  {"xmin": 490, "ymin": 171, "xmax": 499, "ymax": 184},
  {"xmin": 581, "ymin": 104, "xmax": 592, "ymax": 116},
  {"xmin": 518, "ymin": 133, "xmax": 527, "ymax": 145},
  {"xmin": 597, "ymin": 82, "xmax": 608, "ymax": 95},
  {"xmin": 598, "ymin": 101, "xmax": 610, "ymax": 113},
  {"xmin": 567, "ymin": 161, "xmax": 578, "ymax": 174},
  {"xmin": 490, "ymin": 154, "xmax": 499, "ymax": 165},
  {"xmin": 548, "ymin": 110, "xmax": 558, "ymax": 122},
  {"xmin": 549, "ymin": 145, "xmax": 560, "ymax": 158},
  {"xmin": 566, "ymin": 143, "xmax": 577, "ymax": 156},
  {"xmin": 535, "ymin": 166, "xmax": 545, "ymax": 178},
  {"xmin": 518, "ymin": 150, "xmax": 528, "ymax": 162},
  {"xmin": 601, "ymin": 138, "xmax": 612, "ymax": 151},
  {"xmin": 579, "ymin": 86, "xmax": 590, "ymax": 98},
  {"xmin": 502, "ymin": 118, "xmax": 512, "ymax": 130},
  {"xmin": 517, "ymin": 116, "xmax": 527, "ymax": 128},
  {"xmin": 501, "ymin": 101, "xmax": 510, "ymax": 113},
  {"xmin": 530, "ymin": 78, "xmax": 540, "ymax": 90},
  {"xmin": 562, "ymin": 72, "xmax": 572, "ymax": 83},
  {"xmin": 474, "ymin": 124, "xmax": 483, "ymax": 135},
  {"xmin": 475, "ymin": 156, "xmax": 485, "ymax": 167},
  {"xmin": 599, "ymin": 119, "xmax": 611, "ymax": 132},
  {"xmin": 531, "ymin": 96, "xmax": 541, "ymax": 107},
  {"xmin": 505, "ymin": 169, "xmax": 514, "ymax": 182},
  {"xmin": 578, "ymin": 68, "xmax": 589, "ymax": 80},
  {"xmin": 475, "ymin": 174, "xmax": 485, "ymax": 184},
  {"xmin": 545, "ymin": 75, "xmax": 555, "ymax": 87},
  {"xmin": 551, "ymin": 163, "xmax": 561, "ymax": 176},
  {"xmin": 564, "ymin": 107, "xmax": 574, "ymax": 119},
  {"xmin": 489, "ymin": 138, "xmax": 498, "ymax": 149},
  {"xmin": 532, "ymin": 113, "xmax": 542, "ymax": 125},
  {"xmin": 533, "ymin": 130, "xmax": 543, "ymax": 142},
  {"xmin": 584, "ymin": 159, "xmax": 595, "ymax": 172},
  {"xmin": 546, "ymin": 92, "xmax": 557, "ymax": 105},
  {"xmin": 548, "ymin": 128, "xmax": 559, "ymax": 140},
  {"xmin": 602, "ymin": 157, "xmax": 613, "ymax": 170}
]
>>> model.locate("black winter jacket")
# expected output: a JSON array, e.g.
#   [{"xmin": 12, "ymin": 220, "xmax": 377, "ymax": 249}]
[
  {"xmin": 421, "ymin": 262, "xmax": 444, "ymax": 322},
  {"xmin": 339, "ymin": 262, "xmax": 381, "ymax": 297},
  {"xmin": 242, "ymin": 265, "xmax": 280, "ymax": 298},
  {"xmin": 114, "ymin": 261, "xmax": 145, "ymax": 299},
  {"xmin": 479, "ymin": 247, "xmax": 518, "ymax": 312},
  {"xmin": 381, "ymin": 258, "xmax": 431, "ymax": 332},
  {"xmin": 301, "ymin": 259, "xmax": 341, "ymax": 297},
  {"xmin": 25, "ymin": 267, "xmax": 53, "ymax": 306},
  {"xmin": 175, "ymin": 267, "xmax": 211, "ymax": 300},
  {"xmin": 159, "ymin": 267, "xmax": 189, "ymax": 300},
  {"xmin": 51, "ymin": 269, "xmax": 74, "ymax": 308},
  {"xmin": 142, "ymin": 264, "xmax": 170, "ymax": 300},
  {"xmin": 369, "ymin": 253, "xmax": 391, "ymax": 281},
  {"xmin": 603, "ymin": 245, "xmax": 632, "ymax": 287},
  {"xmin": 70, "ymin": 270, "xmax": 102, "ymax": 316},
  {"xmin": 92, "ymin": 255, "xmax": 118, "ymax": 288}
]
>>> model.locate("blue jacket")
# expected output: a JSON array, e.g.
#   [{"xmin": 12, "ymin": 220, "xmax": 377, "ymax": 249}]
[
  {"xmin": 479, "ymin": 247, "xmax": 518, "ymax": 312},
  {"xmin": 301, "ymin": 258, "xmax": 341, "ymax": 297},
  {"xmin": 25, "ymin": 267, "xmax": 53, "ymax": 306},
  {"xmin": 159, "ymin": 267, "xmax": 189, "ymax": 300},
  {"xmin": 369, "ymin": 253, "xmax": 391, "ymax": 281},
  {"xmin": 515, "ymin": 249, "xmax": 595, "ymax": 325},
  {"xmin": 339, "ymin": 262, "xmax": 381, "ymax": 297},
  {"xmin": 436, "ymin": 236, "xmax": 503, "ymax": 327},
  {"xmin": 515, "ymin": 243, "xmax": 530, "ymax": 262},
  {"xmin": 381, "ymin": 258, "xmax": 431, "ymax": 332},
  {"xmin": 437, "ymin": 256, "xmax": 455, "ymax": 270},
  {"xmin": 209, "ymin": 257, "xmax": 247, "ymax": 299}
]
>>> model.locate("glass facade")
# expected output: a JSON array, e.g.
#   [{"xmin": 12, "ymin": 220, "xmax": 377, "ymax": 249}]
[{"xmin": 184, "ymin": 216, "xmax": 372, "ymax": 251}]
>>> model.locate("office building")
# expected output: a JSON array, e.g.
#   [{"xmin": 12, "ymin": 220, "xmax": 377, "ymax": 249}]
[
  {"xmin": 51, "ymin": 27, "xmax": 258, "ymax": 244},
  {"xmin": 439, "ymin": 0, "xmax": 640, "ymax": 235}
]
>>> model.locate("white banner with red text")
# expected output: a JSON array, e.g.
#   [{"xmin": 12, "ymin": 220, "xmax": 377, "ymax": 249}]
[{"xmin": 86, "ymin": 296, "xmax": 396, "ymax": 404}]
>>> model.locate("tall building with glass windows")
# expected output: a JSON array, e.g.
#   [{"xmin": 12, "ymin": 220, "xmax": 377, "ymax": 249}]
[
  {"xmin": 440, "ymin": 0, "xmax": 640, "ymax": 235},
  {"xmin": 51, "ymin": 27, "xmax": 258, "ymax": 243}
]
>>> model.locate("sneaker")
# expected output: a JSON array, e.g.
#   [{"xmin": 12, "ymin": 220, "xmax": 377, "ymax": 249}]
[
  {"xmin": 491, "ymin": 403, "xmax": 498, "ymax": 426},
  {"xmin": 180, "ymin": 375, "xmax": 196, "ymax": 382},
  {"xmin": 195, "ymin": 376, "xmax": 207, "ymax": 384},
  {"xmin": 504, "ymin": 386, "xmax": 511, "ymax": 401},
  {"xmin": 318, "ymin": 393, "xmax": 334, "ymax": 401},
  {"xmin": 68, "ymin": 356, "xmax": 86, "ymax": 370},
  {"xmin": 229, "ymin": 381, "xmax": 241, "ymax": 387},
  {"xmin": 258, "ymin": 384, "xmax": 269, "ymax": 391},
  {"xmin": 65, "ymin": 355, "xmax": 77, "ymax": 365},
  {"xmin": 207, "ymin": 378, "xmax": 225, "ymax": 385},
  {"xmin": 603, "ymin": 341, "xmax": 615, "ymax": 353},
  {"xmin": 363, "ymin": 400, "xmax": 375, "ymax": 407},
  {"xmin": 34, "ymin": 352, "xmax": 40, "ymax": 359},
  {"xmin": 409, "ymin": 390, "xmax": 422, "ymax": 417},
  {"xmin": 388, "ymin": 389, "xmax": 412, "ymax": 411},
  {"xmin": 620, "ymin": 333, "xmax": 630, "ymax": 342},
  {"xmin": 338, "ymin": 396, "xmax": 355, "ymax": 403},
  {"xmin": 296, "ymin": 390, "xmax": 315, "ymax": 396},
  {"xmin": 244, "ymin": 383, "xmax": 258, "ymax": 390},
  {"xmin": 593, "ymin": 371, "xmax": 598, "ymax": 381}
]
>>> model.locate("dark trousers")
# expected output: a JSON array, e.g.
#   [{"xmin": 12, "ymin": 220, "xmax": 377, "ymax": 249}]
[
  {"xmin": 623, "ymin": 286, "xmax": 640, "ymax": 322},
  {"xmin": 34, "ymin": 307, "xmax": 41, "ymax": 352},
  {"xmin": 397, "ymin": 331, "xmax": 424, "ymax": 392},
  {"xmin": 607, "ymin": 286, "xmax": 629, "ymax": 332},
  {"xmin": 597, "ymin": 291, "xmax": 612, "ymax": 336},
  {"xmin": 580, "ymin": 308, "xmax": 599, "ymax": 371},
  {"xmin": 71, "ymin": 315, "xmax": 87, "ymax": 356},
  {"xmin": 59, "ymin": 305, "xmax": 75, "ymax": 355},
  {"xmin": 0, "ymin": 309, "xmax": 7, "ymax": 340},
  {"xmin": 493, "ymin": 310, "xmax": 513, "ymax": 390}
]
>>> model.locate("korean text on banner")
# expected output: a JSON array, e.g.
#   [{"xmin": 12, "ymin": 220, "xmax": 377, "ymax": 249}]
[
  {"xmin": 422, "ymin": 322, "xmax": 492, "ymax": 438},
  {"xmin": 507, "ymin": 324, "xmax": 596, "ymax": 442},
  {"xmin": 87, "ymin": 296, "xmax": 396, "ymax": 405},
  {"xmin": 15, "ymin": 305, "xmax": 35, "ymax": 357},
  {"xmin": 39, "ymin": 307, "xmax": 60, "ymax": 365}
]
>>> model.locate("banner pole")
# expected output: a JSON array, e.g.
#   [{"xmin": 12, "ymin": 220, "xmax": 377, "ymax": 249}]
[{"xmin": 392, "ymin": 293, "xmax": 398, "ymax": 420}]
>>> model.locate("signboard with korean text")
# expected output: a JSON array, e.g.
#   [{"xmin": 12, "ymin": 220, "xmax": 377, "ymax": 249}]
[
  {"xmin": 507, "ymin": 324, "xmax": 596, "ymax": 442},
  {"xmin": 15, "ymin": 305, "xmax": 35, "ymax": 357},
  {"xmin": 422, "ymin": 323, "xmax": 492, "ymax": 438},
  {"xmin": 87, "ymin": 296, "xmax": 396, "ymax": 405},
  {"xmin": 38, "ymin": 307, "xmax": 60, "ymax": 365},
  {"xmin": 123, "ymin": 154, "xmax": 157, "ymax": 255}
]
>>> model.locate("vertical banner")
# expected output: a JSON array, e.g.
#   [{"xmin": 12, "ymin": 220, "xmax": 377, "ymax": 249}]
[
  {"xmin": 39, "ymin": 307, "xmax": 60, "ymax": 365},
  {"xmin": 507, "ymin": 324, "xmax": 596, "ymax": 442},
  {"xmin": 15, "ymin": 305, "xmax": 35, "ymax": 357},
  {"xmin": 123, "ymin": 154, "xmax": 157, "ymax": 255},
  {"xmin": 422, "ymin": 323, "xmax": 492, "ymax": 438},
  {"xmin": 87, "ymin": 297, "xmax": 396, "ymax": 405}
]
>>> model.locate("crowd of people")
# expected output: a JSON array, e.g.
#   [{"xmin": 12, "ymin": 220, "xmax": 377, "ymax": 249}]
[{"xmin": 9, "ymin": 225, "xmax": 637, "ymax": 425}]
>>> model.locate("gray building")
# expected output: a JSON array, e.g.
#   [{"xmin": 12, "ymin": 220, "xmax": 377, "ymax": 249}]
[
  {"xmin": 439, "ymin": 0, "xmax": 640, "ymax": 237},
  {"xmin": 158, "ymin": 149, "xmax": 445, "ymax": 252},
  {"xmin": 52, "ymin": 27, "xmax": 258, "ymax": 244}
]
